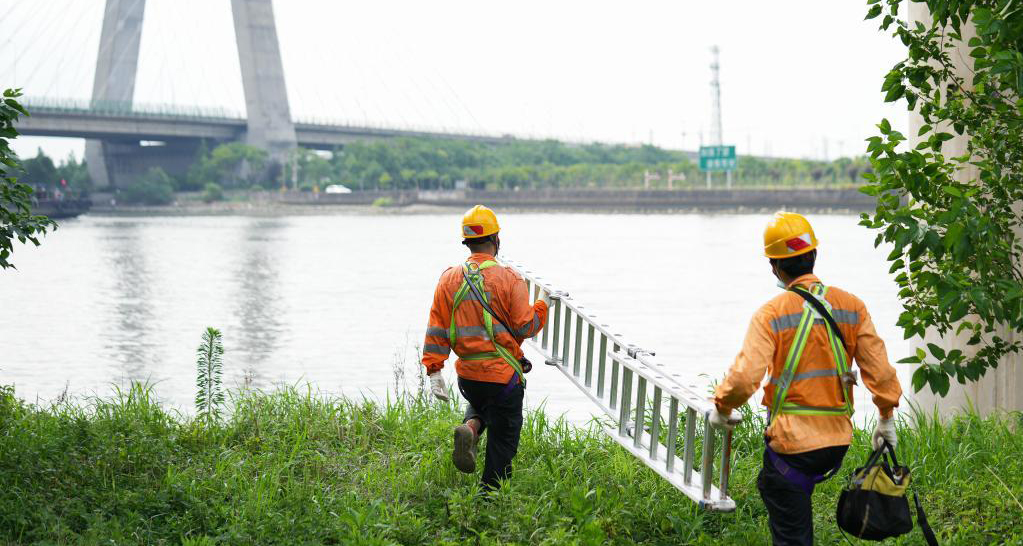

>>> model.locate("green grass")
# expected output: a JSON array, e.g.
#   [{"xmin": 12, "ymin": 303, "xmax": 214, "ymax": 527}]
[{"xmin": 0, "ymin": 383, "xmax": 1020, "ymax": 545}]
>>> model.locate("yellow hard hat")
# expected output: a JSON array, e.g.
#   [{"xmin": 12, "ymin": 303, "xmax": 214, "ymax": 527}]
[
  {"xmin": 461, "ymin": 204, "xmax": 500, "ymax": 239},
  {"xmin": 763, "ymin": 211, "xmax": 819, "ymax": 259}
]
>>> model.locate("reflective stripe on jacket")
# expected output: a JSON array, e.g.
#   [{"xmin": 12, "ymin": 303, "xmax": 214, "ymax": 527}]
[
  {"xmin": 713, "ymin": 274, "xmax": 902, "ymax": 454},
  {"xmin": 422, "ymin": 253, "xmax": 548, "ymax": 384}
]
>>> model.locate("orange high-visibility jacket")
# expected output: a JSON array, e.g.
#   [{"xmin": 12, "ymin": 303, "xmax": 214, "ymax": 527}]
[
  {"xmin": 714, "ymin": 274, "xmax": 902, "ymax": 454},
  {"xmin": 422, "ymin": 253, "xmax": 548, "ymax": 384}
]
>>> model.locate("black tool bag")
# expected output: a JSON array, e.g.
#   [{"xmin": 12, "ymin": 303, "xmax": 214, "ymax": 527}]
[{"xmin": 836, "ymin": 441, "xmax": 938, "ymax": 544}]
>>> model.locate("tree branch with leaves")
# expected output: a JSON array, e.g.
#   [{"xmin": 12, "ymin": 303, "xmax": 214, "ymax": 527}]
[
  {"xmin": 861, "ymin": 0, "xmax": 1023, "ymax": 395},
  {"xmin": 1, "ymin": 89, "xmax": 56, "ymax": 269}
]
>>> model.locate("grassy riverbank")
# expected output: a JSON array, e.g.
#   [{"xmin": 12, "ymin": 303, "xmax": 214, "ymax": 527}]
[{"xmin": 1, "ymin": 384, "xmax": 1020, "ymax": 545}]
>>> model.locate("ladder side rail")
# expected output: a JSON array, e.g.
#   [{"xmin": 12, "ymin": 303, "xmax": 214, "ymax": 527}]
[
  {"xmin": 610, "ymin": 352, "xmax": 739, "ymax": 504},
  {"xmin": 601, "ymin": 422, "xmax": 735, "ymax": 511},
  {"xmin": 502, "ymin": 259, "xmax": 739, "ymax": 512}
]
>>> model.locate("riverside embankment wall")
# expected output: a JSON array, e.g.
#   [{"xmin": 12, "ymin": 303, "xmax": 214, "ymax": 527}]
[{"xmin": 280, "ymin": 188, "xmax": 876, "ymax": 211}]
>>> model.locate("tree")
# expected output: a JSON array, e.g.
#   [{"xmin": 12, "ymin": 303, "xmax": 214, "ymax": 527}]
[
  {"xmin": 293, "ymin": 147, "xmax": 332, "ymax": 188},
  {"xmin": 122, "ymin": 167, "xmax": 174, "ymax": 205},
  {"xmin": 22, "ymin": 149, "xmax": 56, "ymax": 186},
  {"xmin": 860, "ymin": 0, "xmax": 1023, "ymax": 396},
  {"xmin": 19, "ymin": 149, "xmax": 92, "ymax": 197},
  {"xmin": 207, "ymin": 143, "xmax": 268, "ymax": 188},
  {"xmin": 55, "ymin": 152, "xmax": 92, "ymax": 196},
  {"xmin": 0, "ymin": 89, "xmax": 56, "ymax": 270}
]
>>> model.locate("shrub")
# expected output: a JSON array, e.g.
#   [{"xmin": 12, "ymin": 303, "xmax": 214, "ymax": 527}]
[
  {"xmin": 201, "ymin": 182, "xmax": 224, "ymax": 203},
  {"xmin": 121, "ymin": 167, "xmax": 174, "ymax": 205},
  {"xmin": 194, "ymin": 327, "xmax": 224, "ymax": 427},
  {"xmin": 371, "ymin": 196, "xmax": 394, "ymax": 207}
]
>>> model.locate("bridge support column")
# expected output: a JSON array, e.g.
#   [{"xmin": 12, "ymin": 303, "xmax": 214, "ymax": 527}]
[
  {"xmin": 231, "ymin": 0, "xmax": 297, "ymax": 174},
  {"xmin": 907, "ymin": 3, "xmax": 1023, "ymax": 417},
  {"xmin": 86, "ymin": 0, "xmax": 147, "ymax": 189}
]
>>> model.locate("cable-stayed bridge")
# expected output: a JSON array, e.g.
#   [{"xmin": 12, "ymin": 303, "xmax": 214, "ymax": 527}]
[
  {"xmin": 16, "ymin": 97, "xmax": 511, "ymax": 188},
  {"xmin": 8, "ymin": 0, "xmax": 513, "ymax": 188}
]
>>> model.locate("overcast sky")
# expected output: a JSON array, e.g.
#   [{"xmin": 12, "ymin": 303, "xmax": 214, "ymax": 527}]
[{"xmin": 3, "ymin": 0, "xmax": 908, "ymax": 161}]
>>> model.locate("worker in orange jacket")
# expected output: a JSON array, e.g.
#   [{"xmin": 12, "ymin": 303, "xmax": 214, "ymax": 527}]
[
  {"xmin": 422, "ymin": 205, "xmax": 549, "ymax": 490},
  {"xmin": 711, "ymin": 212, "xmax": 903, "ymax": 546}
]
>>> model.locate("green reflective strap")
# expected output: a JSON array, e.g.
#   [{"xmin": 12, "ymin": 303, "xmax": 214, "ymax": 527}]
[
  {"xmin": 459, "ymin": 260, "xmax": 527, "ymax": 386},
  {"xmin": 461, "ymin": 352, "xmax": 501, "ymax": 360},
  {"xmin": 771, "ymin": 284, "xmax": 854, "ymax": 425},
  {"xmin": 495, "ymin": 344, "xmax": 526, "ymax": 380},
  {"xmin": 770, "ymin": 307, "xmax": 815, "ymax": 426},
  {"xmin": 812, "ymin": 285, "xmax": 854, "ymax": 415},
  {"xmin": 780, "ymin": 403, "xmax": 851, "ymax": 416},
  {"xmin": 449, "ymin": 281, "xmax": 472, "ymax": 345}
]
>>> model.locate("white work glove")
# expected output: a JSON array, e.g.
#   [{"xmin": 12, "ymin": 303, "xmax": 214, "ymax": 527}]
[
  {"xmin": 708, "ymin": 408, "xmax": 741, "ymax": 431},
  {"xmin": 428, "ymin": 372, "xmax": 449, "ymax": 402},
  {"xmin": 872, "ymin": 417, "xmax": 897, "ymax": 449},
  {"xmin": 539, "ymin": 290, "xmax": 552, "ymax": 307}
]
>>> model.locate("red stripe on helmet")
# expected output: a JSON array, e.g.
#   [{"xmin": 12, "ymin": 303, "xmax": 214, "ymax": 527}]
[{"xmin": 786, "ymin": 236, "xmax": 809, "ymax": 251}]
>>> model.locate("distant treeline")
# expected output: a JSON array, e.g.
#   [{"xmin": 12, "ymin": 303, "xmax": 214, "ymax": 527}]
[
  {"xmin": 10, "ymin": 138, "xmax": 872, "ymax": 205},
  {"xmin": 10, "ymin": 149, "xmax": 91, "ymax": 197},
  {"xmin": 292, "ymin": 139, "xmax": 872, "ymax": 192}
]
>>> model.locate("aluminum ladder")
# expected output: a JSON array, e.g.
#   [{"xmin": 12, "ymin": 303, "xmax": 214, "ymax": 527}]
[{"xmin": 502, "ymin": 258, "xmax": 741, "ymax": 512}]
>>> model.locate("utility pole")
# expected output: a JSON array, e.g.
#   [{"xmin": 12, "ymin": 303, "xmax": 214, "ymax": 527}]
[
  {"xmin": 709, "ymin": 46, "xmax": 725, "ymax": 189},
  {"xmin": 666, "ymin": 169, "xmax": 686, "ymax": 190},
  {"xmin": 643, "ymin": 170, "xmax": 661, "ymax": 189},
  {"xmin": 710, "ymin": 46, "xmax": 723, "ymax": 147}
]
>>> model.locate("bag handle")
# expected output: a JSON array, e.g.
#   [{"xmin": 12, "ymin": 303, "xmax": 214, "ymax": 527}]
[
  {"xmin": 914, "ymin": 492, "xmax": 940, "ymax": 546},
  {"xmin": 882, "ymin": 440, "xmax": 901, "ymax": 468}
]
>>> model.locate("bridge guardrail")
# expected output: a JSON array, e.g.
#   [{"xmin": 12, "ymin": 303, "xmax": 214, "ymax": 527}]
[
  {"xmin": 20, "ymin": 97, "xmax": 244, "ymax": 121},
  {"xmin": 502, "ymin": 257, "xmax": 740, "ymax": 512}
]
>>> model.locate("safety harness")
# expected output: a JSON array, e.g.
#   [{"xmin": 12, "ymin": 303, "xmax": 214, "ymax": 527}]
[
  {"xmin": 448, "ymin": 260, "xmax": 527, "ymax": 388},
  {"xmin": 769, "ymin": 283, "xmax": 854, "ymax": 426},
  {"xmin": 765, "ymin": 283, "xmax": 856, "ymax": 493}
]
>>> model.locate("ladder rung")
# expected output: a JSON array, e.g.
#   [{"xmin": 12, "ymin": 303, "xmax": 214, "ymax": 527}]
[{"xmin": 500, "ymin": 258, "xmax": 740, "ymax": 512}]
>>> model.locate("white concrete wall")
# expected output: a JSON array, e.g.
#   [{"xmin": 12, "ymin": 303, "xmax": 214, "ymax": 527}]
[{"xmin": 907, "ymin": 4, "xmax": 1023, "ymax": 416}]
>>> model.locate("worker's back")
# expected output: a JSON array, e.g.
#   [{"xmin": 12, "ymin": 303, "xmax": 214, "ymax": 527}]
[
  {"xmin": 424, "ymin": 253, "xmax": 545, "ymax": 385},
  {"xmin": 742, "ymin": 273, "xmax": 900, "ymax": 454}
]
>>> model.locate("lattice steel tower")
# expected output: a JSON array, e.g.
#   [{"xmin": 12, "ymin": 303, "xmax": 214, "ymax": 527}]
[{"xmin": 709, "ymin": 45, "xmax": 723, "ymax": 146}]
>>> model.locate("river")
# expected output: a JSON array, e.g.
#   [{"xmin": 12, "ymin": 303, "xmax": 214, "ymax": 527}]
[{"xmin": 1, "ymin": 211, "xmax": 910, "ymax": 423}]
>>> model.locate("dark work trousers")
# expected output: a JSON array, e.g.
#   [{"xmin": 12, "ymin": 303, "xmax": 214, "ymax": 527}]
[
  {"xmin": 757, "ymin": 444, "xmax": 849, "ymax": 546},
  {"xmin": 457, "ymin": 376, "xmax": 525, "ymax": 490}
]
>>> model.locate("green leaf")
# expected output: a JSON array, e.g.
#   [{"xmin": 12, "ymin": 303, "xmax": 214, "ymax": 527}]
[
  {"xmin": 930, "ymin": 371, "xmax": 951, "ymax": 397},
  {"xmin": 866, "ymin": 4, "xmax": 883, "ymax": 19},
  {"xmin": 942, "ymin": 185, "xmax": 962, "ymax": 197},
  {"xmin": 927, "ymin": 343, "xmax": 946, "ymax": 360},
  {"xmin": 911, "ymin": 367, "xmax": 928, "ymax": 392}
]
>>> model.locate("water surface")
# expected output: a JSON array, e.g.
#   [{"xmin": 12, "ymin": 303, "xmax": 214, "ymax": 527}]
[{"xmin": 1, "ymin": 212, "xmax": 910, "ymax": 422}]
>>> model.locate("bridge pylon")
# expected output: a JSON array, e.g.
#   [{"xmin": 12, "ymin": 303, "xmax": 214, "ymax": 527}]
[
  {"xmin": 86, "ymin": 0, "xmax": 297, "ymax": 190},
  {"xmin": 85, "ymin": 0, "xmax": 147, "ymax": 189}
]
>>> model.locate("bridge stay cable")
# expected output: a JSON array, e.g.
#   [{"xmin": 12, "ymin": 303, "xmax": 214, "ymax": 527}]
[{"xmin": 502, "ymin": 258, "xmax": 740, "ymax": 512}]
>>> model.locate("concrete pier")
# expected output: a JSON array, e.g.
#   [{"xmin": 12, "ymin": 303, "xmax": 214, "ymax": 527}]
[
  {"xmin": 85, "ymin": 0, "xmax": 147, "ymax": 189},
  {"xmin": 907, "ymin": 3, "xmax": 1022, "ymax": 416},
  {"xmin": 231, "ymin": 0, "xmax": 297, "ymax": 167}
]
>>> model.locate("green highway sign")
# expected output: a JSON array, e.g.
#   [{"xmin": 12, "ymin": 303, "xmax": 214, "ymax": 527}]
[{"xmin": 699, "ymin": 145, "xmax": 736, "ymax": 172}]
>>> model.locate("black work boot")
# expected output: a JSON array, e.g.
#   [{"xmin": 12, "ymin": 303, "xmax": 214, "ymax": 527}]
[{"xmin": 452, "ymin": 422, "xmax": 479, "ymax": 473}]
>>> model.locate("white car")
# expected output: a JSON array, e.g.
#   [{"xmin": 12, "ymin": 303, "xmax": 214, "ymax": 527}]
[{"xmin": 324, "ymin": 184, "xmax": 353, "ymax": 194}]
